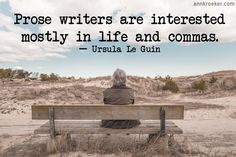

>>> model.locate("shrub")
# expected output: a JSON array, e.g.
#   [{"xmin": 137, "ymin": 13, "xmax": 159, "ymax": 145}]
[
  {"xmin": 0, "ymin": 68, "xmax": 13, "ymax": 79},
  {"xmin": 40, "ymin": 73, "xmax": 59, "ymax": 81},
  {"xmin": 162, "ymin": 77, "xmax": 179, "ymax": 93},
  {"xmin": 0, "ymin": 68, "xmax": 32, "ymax": 79},
  {"xmin": 15, "ymin": 70, "xmax": 31, "ymax": 79},
  {"xmin": 209, "ymin": 76, "xmax": 217, "ymax": 84},
  {"xmin": 192, "ymin": 79, "xmax": 207, "ymax": 93},
  {"xmin": 49, "ymin": 73, "xmax": 59, "ymax": 81},
  {"xmin": 40, "ymin": 74, "xmax": 50, "ymax": 81}
]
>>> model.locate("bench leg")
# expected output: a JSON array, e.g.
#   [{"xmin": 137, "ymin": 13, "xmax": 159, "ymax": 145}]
[
  {"xmin": 160, "ymin": 107, "xmax": 165, "ymax": 137},
  {"xmin": 49, "ymin": 107, "xmax": 56, "ymax": 138},
  {"xmin": 146, "ymin": 107, "xmax": 168, "ymax": 151}
]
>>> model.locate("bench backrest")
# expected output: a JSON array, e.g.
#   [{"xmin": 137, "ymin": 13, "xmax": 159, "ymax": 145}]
[{"xmin": 32, "ymin": 104, "xmax": 184, "ymax": 120}]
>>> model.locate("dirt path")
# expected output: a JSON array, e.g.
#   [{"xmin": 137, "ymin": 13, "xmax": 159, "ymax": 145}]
[{"xmin": 175, "ymin": 119, "xmax": 236, "ymax": 153}]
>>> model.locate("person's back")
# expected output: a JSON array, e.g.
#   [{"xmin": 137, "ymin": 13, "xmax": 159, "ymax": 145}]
[
  {"xmin": 100, "ymin": 69, "xmax": 140, "ymax": 129},
  {"xmin": 103, "ymin": 85, "xmax": 134, "ymax": 105}
]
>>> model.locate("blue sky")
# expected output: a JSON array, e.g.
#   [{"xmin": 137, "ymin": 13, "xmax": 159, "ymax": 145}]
[{"xmin": 0, "ymin": 0, "xmax": 236, "ymax": 78}]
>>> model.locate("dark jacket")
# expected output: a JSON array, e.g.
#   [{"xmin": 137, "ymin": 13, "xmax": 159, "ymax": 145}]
[{"xmin": 100, "ymin": 85, "xmax": 141, "ymax": 129}]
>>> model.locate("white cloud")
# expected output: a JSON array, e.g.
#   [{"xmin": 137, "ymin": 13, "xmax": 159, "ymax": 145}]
[{"xmin": 0, "ymin": 0, "xmax": 236, "ymax": 62}]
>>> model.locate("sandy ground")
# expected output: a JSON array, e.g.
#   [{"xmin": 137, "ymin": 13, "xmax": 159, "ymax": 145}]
[{"xmin": 1, "ymin": 84, "xmax": 236, "ymax": 156}]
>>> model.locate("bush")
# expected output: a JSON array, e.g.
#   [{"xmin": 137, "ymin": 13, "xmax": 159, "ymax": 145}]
[
  {"xmin": 162, "ymin": 77, "xmax": 179, "ymax": 93},
  {"xmin": 15, "ymin": 70, "xmax": 31, "ymax": 79},
  {"xmin": 40, "ymin": 74, "xmax": 50, "ymax": 81},
  {"xmin": 0, "ymin": 68, "xmax": 32, "ymax": 79},
  {"xmin": 192, "ymin": 79, "xmax": 207, "ymax": 93},
  {"xmin": 49, "ymin": 73, "xmax": 59, "ymax": 81},
  {"xmin": 40, "ymin": 73, "xmax": 59, "ymax": 81},
  {"xmin": 209, "ymin": 76, "xmax": 217, "ymax": 84},
  {"xmin": 0, "ymin": 68, "xmax": 13, "ymax": 79}
]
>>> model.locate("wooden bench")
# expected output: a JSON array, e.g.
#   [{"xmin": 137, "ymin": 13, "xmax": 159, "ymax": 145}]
[{"xmin": 32, "ymin": 104, "xmax": 184, "ymax": 141}]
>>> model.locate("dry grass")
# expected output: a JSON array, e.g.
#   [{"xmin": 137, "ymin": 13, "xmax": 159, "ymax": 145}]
[
  {"xmin": 46, "ymin": 134, "xmax": 193, "ymax": 157},
  {"xmin": 16, "ymin": 88, "xmax": 50, "ymax": 100},
  {"xmin": 229, "ymin": 112, "xmax": 236, "ymax": 119},
  {"xmin": 44, "ymin": 134, "xmax": 175, "ymax": 156},
  {"xmin": 0, "ymin": 134, "xmax": 11, "ymax": 139},
  {"xmin": 46, "ymin": 132, "xmax": 74, "ymax": 154},
  {"xmin": 1, "ymin": 133, "xmax": 236, "ymax": 157}
]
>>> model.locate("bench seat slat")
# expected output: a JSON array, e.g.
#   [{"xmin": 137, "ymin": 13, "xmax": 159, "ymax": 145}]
[
  {"xmin": 32, "ymin": 104, "xmax": 184, "ymax": 120},
  {"xmin": 40, "ymin": 121, "xmax": 177, "ymax": 128},
  {"xmin": 34, "ymin": 121, "xmax": 183, "ymax": 135}
]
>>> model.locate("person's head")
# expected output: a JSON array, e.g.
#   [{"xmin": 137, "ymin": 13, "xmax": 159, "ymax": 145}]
[{"xmin": 112, "ymin": 69, "xmax": 127, "ymax": 87}]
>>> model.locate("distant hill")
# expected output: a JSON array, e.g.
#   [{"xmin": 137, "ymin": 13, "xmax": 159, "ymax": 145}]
[
  {"xmin": 1, "ymin": 68, "xmax": 236, "ymax": 98},
  {"xmin": 79, "ymin": 70, "xmax": 236, "ymax": 96}
]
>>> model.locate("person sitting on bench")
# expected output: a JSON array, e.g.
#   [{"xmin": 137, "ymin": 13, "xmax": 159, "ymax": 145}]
[{"xmin": 100, "ymin": 68, "xmax": 141, "ymax": 129}]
